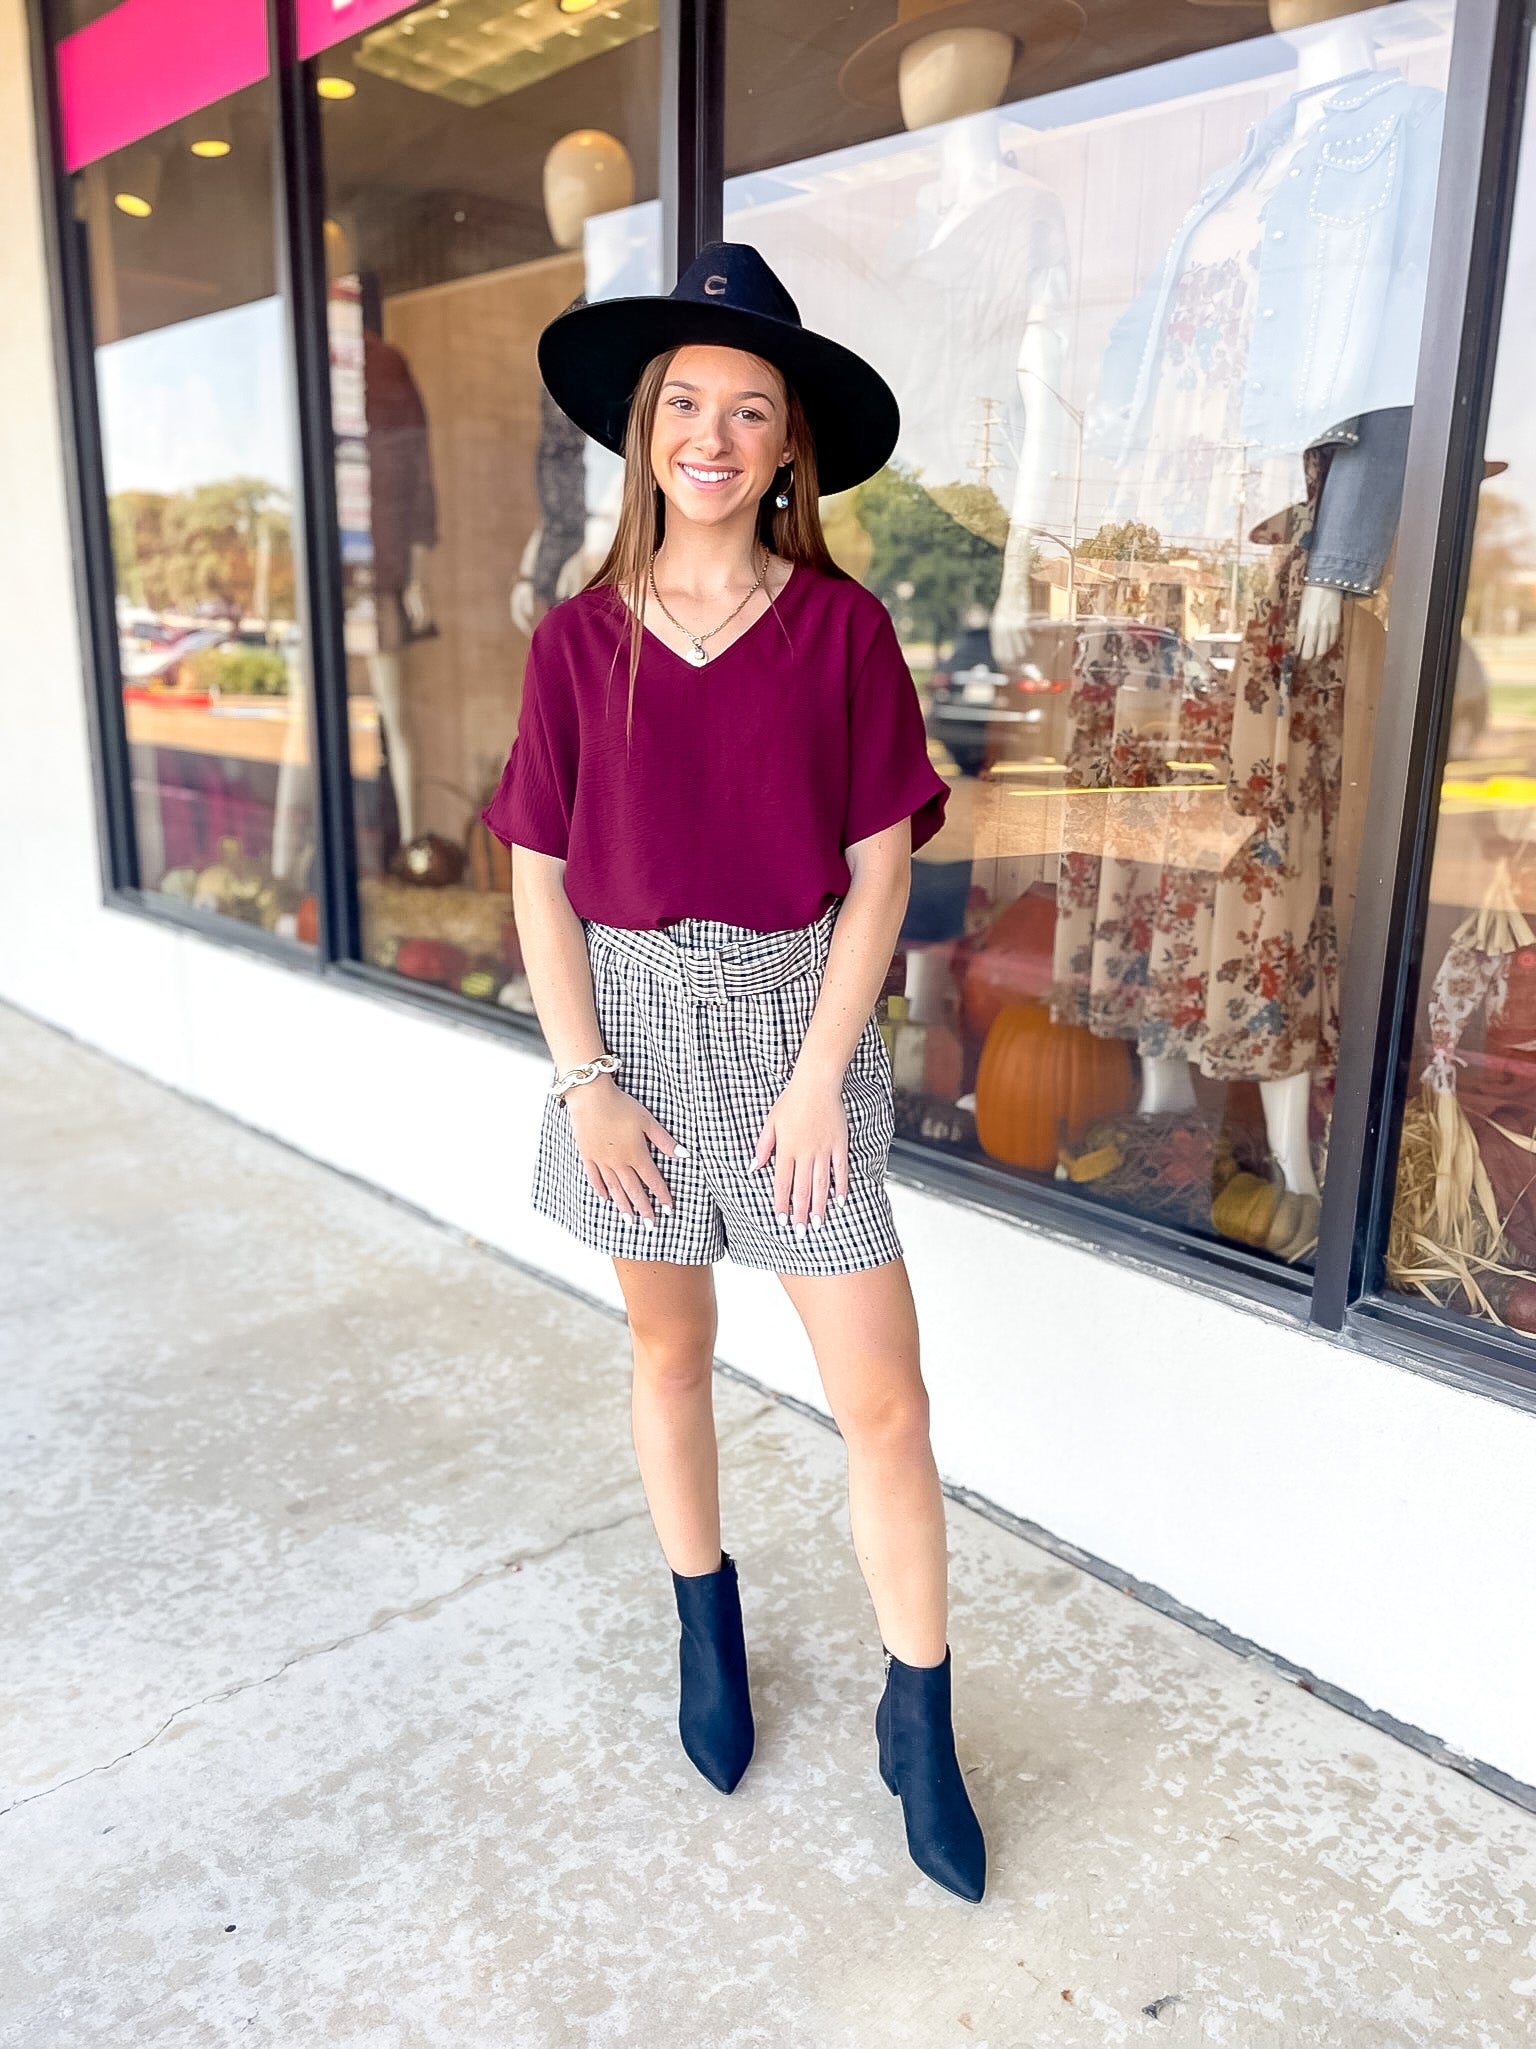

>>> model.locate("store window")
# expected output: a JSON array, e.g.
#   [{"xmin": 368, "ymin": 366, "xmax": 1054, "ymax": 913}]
[
  {"xmin": 1385, "ymin": 51, "xmax": 1536, "ymax": 1335},
  {"xmin": 53, "ymin": 0, "xmax": 319, "ymax": 941},
  {"xmin": 725, "ymin": 0, "xmax": 1454, "ymax": 1265},
  {"xmin": 303, "ymin": 0, "xmax": 659, "ymax": 1013}
]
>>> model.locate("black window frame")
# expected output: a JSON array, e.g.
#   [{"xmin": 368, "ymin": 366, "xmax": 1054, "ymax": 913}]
[{"xmin": 26, "ymin": 0, "xmax": 1536, "ymax": 1407}]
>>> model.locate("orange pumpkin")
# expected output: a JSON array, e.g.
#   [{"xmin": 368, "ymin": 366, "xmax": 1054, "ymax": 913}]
[{"xmin": 974, "ymin": 1003, "xmax": 1134, "ymax": 1171}]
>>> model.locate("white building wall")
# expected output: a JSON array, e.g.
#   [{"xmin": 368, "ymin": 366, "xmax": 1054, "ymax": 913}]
[{"xmin": 3, "ymin": 0, "xmax": 1534, "ymax": 1791}]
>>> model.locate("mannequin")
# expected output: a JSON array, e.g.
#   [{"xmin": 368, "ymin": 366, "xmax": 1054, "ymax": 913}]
[
  {"xmin": 888, "ymin": 56, "xmax": 1070, "ymax": 673},
  {"xmin": 1235, "ymin": 1, "xmax": 1419, "ymax": 1190},
  {"xmin": 718, "ymin": 18, "xmax": 1076, "ymax": 1028},
  {"xmin": 873, "ymin": 19, "xmax": 1071, "ymax": 1025},
  {"xmin": 1061, "ymin": 0, "xmax": 1444, "ymax": 1202},
  {"xmin": 510, "ymin": 130, "xmax": 634, "ymax": 635},
  {"xmin": 316, "ymin": 219, "xmax": 438, "ymax": 847},
  {"xmin": 1280, "ymin": 0, "xmax": 1390, "ymax": 666}
]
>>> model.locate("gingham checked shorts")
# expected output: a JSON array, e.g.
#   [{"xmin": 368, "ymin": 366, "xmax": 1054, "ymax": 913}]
[{"xmin": 531, "ymin": 901, "xmax": 905, "ymax": 1274}]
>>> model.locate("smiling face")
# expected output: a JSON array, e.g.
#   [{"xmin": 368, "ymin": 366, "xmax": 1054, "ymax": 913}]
[{"xmin": 649, "ymin": 343, "xmax": 792, "ymax": 534}]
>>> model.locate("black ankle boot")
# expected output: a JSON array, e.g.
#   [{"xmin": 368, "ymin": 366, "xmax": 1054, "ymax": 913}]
[
  {"xmin": 875, "ymin": 1645, "xmax": 986, "ymax": 1902},
  {"xmin": 671, "ymin": 1550, "xmax": 755, "ymax": 1793}
]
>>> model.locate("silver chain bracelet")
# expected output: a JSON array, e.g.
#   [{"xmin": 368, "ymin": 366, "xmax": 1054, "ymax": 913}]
[{"xmin": 549, "ymin": 1052, "xmax": 620, "ymax": 1103}]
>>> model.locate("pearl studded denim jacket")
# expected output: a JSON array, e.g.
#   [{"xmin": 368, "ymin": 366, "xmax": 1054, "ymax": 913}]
[{"xmin": 1092, "ymin": 68, "xmax": 1445, "ymax": 578}]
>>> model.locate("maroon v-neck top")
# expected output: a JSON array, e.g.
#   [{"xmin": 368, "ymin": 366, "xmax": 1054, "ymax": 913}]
[{"xmin": 480, "ymin": 564, "xmax": 949, "ymax": 933}]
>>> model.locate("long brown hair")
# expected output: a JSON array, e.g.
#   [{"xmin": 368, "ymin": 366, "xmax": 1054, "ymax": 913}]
[{"xmin": 584, "ymin": 346, "xmax": 849, "ymax": 739}]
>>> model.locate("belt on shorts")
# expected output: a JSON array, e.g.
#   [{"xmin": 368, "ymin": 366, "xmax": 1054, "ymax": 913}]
[{"xmin": 584, "ymin": 902, "xmax": 839, "ymax": 1004}]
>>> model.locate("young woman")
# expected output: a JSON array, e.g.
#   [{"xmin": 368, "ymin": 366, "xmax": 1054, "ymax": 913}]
[{"xmin": 482, "ymin": 243, "xmax": 985, "ymax": 1904}]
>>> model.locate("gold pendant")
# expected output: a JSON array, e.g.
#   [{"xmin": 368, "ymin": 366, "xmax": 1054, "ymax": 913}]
[{"xmin": 687, "ymin": 642, "xmax": 709, "ymax": 667}]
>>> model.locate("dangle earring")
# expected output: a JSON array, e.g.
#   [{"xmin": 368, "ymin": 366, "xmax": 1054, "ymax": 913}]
[{"xmin": 774, "ymin": 464, "xmax": 793, "ymax": 511}]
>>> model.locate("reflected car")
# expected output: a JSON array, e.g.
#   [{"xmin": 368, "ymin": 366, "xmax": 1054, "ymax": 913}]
[
  {"xmin": 926, "ymin": 622, "xmax": 1010, "ymax": 775},
  {"xmin": 927, "ymin": 615, "xmax": 1214, "ymax": 777},
  {"xmin": 1189, "ymin": 630, "xmax": 1244, "ymax": 677}
]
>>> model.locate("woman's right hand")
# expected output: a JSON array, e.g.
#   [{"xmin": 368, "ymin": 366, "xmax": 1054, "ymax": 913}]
[{"xmin": 563, "ymin": 1075, "xmax": 684, "ymax": 1224}]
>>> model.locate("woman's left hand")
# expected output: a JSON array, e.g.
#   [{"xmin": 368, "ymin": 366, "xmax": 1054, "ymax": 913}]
[{"xmin": 750, "ymin": 1071, "xmax": 849, "ymax": 1232}]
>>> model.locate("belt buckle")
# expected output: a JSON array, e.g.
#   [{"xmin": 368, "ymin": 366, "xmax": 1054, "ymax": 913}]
[{"xmin": 682, "ymin": 946, "xmax": 728, "ymax": 1003}]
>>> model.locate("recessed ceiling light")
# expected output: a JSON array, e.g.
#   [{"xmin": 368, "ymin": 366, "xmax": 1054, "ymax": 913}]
[
  {"xmin": 189, "ymin": 138, "xmax": 231, "ymax": 157},
  {"xmin": 114, "ymin": 192, "xmax": 152, "ymax": 217},
  {"xmin": 316, "ymin": 76, "xmax": 357, "ymax": 98},
  {"xmin": 358, "ymin": 0, "xmax": 656, "ymax": 106}
]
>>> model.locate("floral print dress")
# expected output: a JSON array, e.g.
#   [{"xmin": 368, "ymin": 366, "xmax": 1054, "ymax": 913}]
[
  {"xmin": 1102, "ymin": 139, "xmax": 1306, "ymax": 558},
  {"xmin": 1053, "ymin": 450, "xmax": 1347, "ymax": 1082},
  {"xmin": 1053, "ymin": 128, "xmax": 1347, "ymax": 1083}
]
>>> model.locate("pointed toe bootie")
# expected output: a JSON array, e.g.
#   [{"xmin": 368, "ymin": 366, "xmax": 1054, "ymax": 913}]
[
  {"xmin": 671, "ymin": 1550, "xmax": 755, "ymax": 1793},
  {"xmin": 875, "ymin": 1645, "xmax": 986, "ymax": 1902}
]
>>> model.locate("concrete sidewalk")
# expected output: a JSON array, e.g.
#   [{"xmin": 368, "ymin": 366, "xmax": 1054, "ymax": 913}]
[{"xmin": 3, "ymin": 1002, "xmax": 1535, "ymax": 2049}]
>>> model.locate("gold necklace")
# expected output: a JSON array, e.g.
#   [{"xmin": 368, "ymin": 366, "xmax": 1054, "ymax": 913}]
[{"xmin": 648, "ymin": 549, "xmax": 767, "ymax": 667}]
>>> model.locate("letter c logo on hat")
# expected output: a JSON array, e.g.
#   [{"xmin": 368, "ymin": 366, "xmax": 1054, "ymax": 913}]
[{"xmin": 704, "ymin": 274, "xmax": 728, "ymax": 296}]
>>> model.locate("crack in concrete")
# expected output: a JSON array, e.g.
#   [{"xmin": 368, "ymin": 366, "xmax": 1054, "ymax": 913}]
[
  {"xmin": 0, "ymin": 1492, "xmax": 657, "ymax": 1823},
  {"xmin": 1, "ymin": 1388, "xmax": 786, "ymax": 1825}
]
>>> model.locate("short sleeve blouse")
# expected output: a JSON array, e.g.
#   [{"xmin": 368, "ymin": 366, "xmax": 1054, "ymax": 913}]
[{"xmin": 481, "ymin": 564, "xmax": 948, "ymax": 932}]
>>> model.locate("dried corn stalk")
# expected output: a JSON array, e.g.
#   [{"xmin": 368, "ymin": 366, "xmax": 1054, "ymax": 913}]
[
  {"xmin": 1386, "ymin": 859, "xmax": 1536, "ymax": 1313},
  {"xmin": 1387, "ymin": 1084, "xmax": 1510, "ymax": 1318}
]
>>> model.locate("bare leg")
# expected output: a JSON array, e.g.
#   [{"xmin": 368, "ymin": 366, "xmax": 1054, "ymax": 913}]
[
  {"xmin": 613, "ymin": 1258, "xmax": 723, "ymax": 1577},
  {"xmin": 779, "ymin": 1259, "xmax": 947, "ymax": 1667}
]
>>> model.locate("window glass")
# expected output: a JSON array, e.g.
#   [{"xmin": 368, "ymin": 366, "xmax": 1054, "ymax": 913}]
[
  {"xmin": 1385, "ymin": 59, "xmax": 1536, "ymax": 1334},
  {"xmin": 54, "ymin": 1, "xmax": 319, "ymax": 941},
  {"xmin": 726, "ymin": 0, "xmax": 1454, "ymax": 1265},
  {"xmin": 308, "ymin": 1, "xmax": 659, "ymax": 1011}
]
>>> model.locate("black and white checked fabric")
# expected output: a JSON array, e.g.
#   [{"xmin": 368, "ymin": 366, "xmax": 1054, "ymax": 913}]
[{"xmin": 532, "ymin": 902, "xmax": 904, "ymax": 1274}]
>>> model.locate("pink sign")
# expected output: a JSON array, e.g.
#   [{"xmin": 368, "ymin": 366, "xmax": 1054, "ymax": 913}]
[
  {"xmin": 296, "ymin": 0, "xmax": 410, "ymax": 61},
  {"xmin": 56, "ymin": 0, "xmax": 269, "ymax": 173}
]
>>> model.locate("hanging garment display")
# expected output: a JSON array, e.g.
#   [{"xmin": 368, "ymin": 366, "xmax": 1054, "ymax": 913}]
[
  {"xmin": 734, "ymin": 153, "xmax": 1068, "ymax": 521},
  {"xmin": 1092, "ymin": 67, "xmax": 1445, "ymax": 476},
  {"xmin": 363, "ymin": 326, "xmax": 438, "ymax": 649},
  {"xmin": 1100, "ymin": 126, "xmax": 1306, "ymax": 550},
  {"xmin": 1051, "ymin": 620, "xmax": 1221, "ymax": 1048},
  {"xmin": 1054, "ymin": 444, "xmax": 1349, "ymax": 1082},
  {"xmin": 532, "ymin": 293, "xmax": 589, "ymax": 607},
  {"xmin": 1147, "ymin": 445, "xmax": 1347, "ymax": 1082}
]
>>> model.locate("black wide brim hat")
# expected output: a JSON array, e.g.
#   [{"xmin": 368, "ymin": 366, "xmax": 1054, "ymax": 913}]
[{"xmin": 536, "ymin": 241, "xmax": 900, "ymax": 497}]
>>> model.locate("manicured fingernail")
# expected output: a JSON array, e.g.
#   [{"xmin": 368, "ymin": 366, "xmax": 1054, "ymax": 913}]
[
  {"xmin": 834, "ymin": 1195, "xmax": 847, "ymax": 1211},
  {"xmin": 810, "ymin": 1214, "xmax": 824, "ymax": 1230},
  {"xmin": 640, "ymin": 1217, "xmax": 656, "ymax": 1232},
  {"xmin": 674, "ymin": 1143, "xmax": 690, "ymax": 1159},
  {"xmin": 776, "ymin": 1213, "xmax": 789, "ymax": 1231},
  {"xmin": 660, "ymin": 1201, "xmax": 674, "ymax": 1214},
  {"xmin": 795, "ymin": 1223, "xmax": 807, "ymax": 1241}
]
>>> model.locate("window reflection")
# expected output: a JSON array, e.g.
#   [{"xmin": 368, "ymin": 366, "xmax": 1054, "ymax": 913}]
[
  {"xmin": 311, "ymin": 1, "xmax": 659, "ymax": 1011},
  {"xmin": 726, "ymin": 0, "xmax": 1454, "ymax": 1262},
  {"xmin": 54, "ymin": 1, "xmax": 318, "ymax": 939},
  {"xmin": 1387, "ymin": 68, "xmax": 1536, "ymax": 1333}
]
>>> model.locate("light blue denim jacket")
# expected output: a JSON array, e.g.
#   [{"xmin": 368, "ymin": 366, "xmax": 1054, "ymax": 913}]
[{"xmin": 1092, "ymin": 70, "xmax": 1445, "ymax": 487}]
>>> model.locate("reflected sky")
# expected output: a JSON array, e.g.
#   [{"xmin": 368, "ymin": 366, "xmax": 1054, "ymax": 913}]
[{"xmin": 96, "ymin": 296, "xmax": 291, "ymax": 496}]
